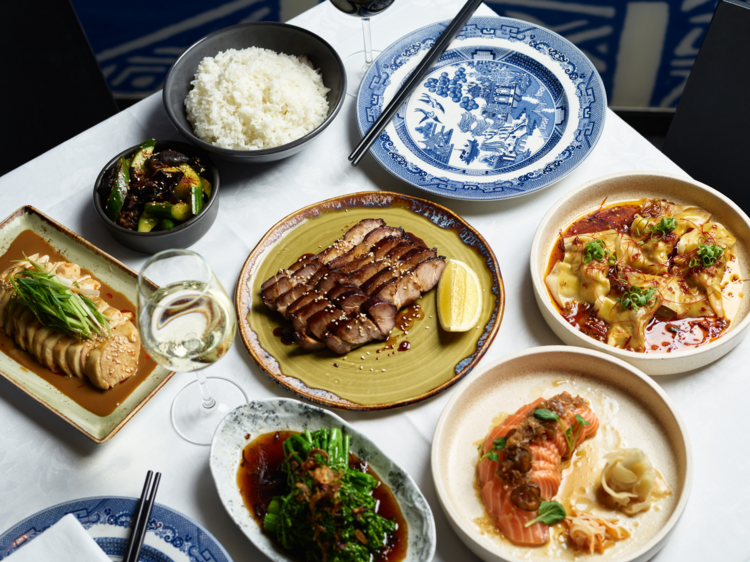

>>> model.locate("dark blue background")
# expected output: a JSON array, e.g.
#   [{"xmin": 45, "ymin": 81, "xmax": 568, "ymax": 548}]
[{"xmin": 71, "ymin": 0, "xmax": 742, "ymax": 108}]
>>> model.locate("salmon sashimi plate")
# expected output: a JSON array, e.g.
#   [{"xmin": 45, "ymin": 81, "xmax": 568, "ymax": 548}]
[
  {"xmin": 261, "ymin": 218, "xmax": 446, "ymax": 355},
  {"xmin": 477, "ymin": 392, "xmax": 599, "ymax": 547}
]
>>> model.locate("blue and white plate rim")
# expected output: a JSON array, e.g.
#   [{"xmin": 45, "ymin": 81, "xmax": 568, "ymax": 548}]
[
  {"xmin": 355, "ymin": 15, "xmax": 607, "ymax": 201},
  {"xmin": 0, "ymin": 495, "xmax": 233, "ymax": 562}
]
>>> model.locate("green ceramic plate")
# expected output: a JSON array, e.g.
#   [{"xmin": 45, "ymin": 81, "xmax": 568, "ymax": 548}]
[{"xmin": 236, "ymin": 192, "xmax": 504, "ymax": 410}]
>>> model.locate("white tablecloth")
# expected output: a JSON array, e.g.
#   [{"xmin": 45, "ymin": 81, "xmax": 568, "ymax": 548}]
[{"xmin": 1, "ymin": 2, "xmax": 747, "ymax": 561}]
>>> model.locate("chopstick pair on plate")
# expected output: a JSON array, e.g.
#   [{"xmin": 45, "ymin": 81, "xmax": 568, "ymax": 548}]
[
  {"xmin": 123, "ymin": 471, "xmax": 161, "ymax": 562},
  {"xmin": 349, "ymin": 0, "xmax": 483, "ymax": 166}
]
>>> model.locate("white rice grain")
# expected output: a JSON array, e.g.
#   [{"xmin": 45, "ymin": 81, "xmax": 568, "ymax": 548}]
[{"xmin": 185, "ymin": 47, "xmax": 330, "ymax": 150}]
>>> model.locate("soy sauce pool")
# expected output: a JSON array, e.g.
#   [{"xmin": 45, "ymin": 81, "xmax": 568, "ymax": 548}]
[{"xmin": 237, "ymin": 430, "xmax": 408, "ymax": 562}]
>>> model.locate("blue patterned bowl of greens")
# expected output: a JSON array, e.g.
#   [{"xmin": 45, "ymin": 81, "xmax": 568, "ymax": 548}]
[{"xmin": 210, "ymin": 399, "xmax": 436, "ymax": 562}]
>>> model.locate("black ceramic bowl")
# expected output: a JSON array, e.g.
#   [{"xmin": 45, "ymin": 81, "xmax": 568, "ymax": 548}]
[
  {"xmin": 93, "ymin": 140, "xmax": 220, "ymax": 254},
  {"xmin": 162, "ymin": 22, "xmax": 346, "ymax": 164}
]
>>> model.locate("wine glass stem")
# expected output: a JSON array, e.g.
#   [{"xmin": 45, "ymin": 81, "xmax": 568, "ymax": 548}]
[
  {"xmin": 362, "ymin": 17, "xmax": 373, "ymax": 67},
  {"xmin": 195, "ymin": 370, "xmax": 216, "ymax": 410}
]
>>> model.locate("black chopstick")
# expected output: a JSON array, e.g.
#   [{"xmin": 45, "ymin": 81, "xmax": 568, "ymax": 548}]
[
  {"xmin": 349, "ymin": 0, "xmax": 483, "ymax": 166},
  {"xmin": 124, "ymin": 471, "xmax": 162, "ymax": 562}
]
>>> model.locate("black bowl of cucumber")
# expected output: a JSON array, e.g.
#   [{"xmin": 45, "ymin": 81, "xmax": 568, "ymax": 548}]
[{"xmin": 93, "ymin": 139, "xmax": 220, "ymax": 254}]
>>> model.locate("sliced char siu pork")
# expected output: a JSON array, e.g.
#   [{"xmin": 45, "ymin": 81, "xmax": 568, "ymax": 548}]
[{"xmin": 260, "ymin": 218, "xmax": 445, "ymax": 354}]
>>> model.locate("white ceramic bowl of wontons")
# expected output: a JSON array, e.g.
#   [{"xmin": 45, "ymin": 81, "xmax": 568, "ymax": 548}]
[{"xmin": 530, "ymin": 171, "xmax": 750, "ymax": 375}]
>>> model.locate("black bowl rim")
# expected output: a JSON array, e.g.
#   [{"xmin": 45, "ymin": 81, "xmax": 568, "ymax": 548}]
[
  {"xmin": 162, "ymin": 22, "xmax": 347, "ymax": 157},
  {"xmin": 92, "ymin": 140, "xmax": 220, "ymax": 238}
]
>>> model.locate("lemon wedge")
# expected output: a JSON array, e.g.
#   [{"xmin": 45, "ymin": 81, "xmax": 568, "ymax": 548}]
[{"xmin": 437, "ymin": 259, "xmax": 482, "ymax": 332}]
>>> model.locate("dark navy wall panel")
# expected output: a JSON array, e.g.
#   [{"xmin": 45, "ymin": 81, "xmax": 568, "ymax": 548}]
[{"xmin": 71, "ymin": 0, "xmax": 750, "ymax": 108}]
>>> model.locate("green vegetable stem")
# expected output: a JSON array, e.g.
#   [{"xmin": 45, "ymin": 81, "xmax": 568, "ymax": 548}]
[{"xmin": 264, "ymin": 428, "xmax": 397, "ymax": 562}]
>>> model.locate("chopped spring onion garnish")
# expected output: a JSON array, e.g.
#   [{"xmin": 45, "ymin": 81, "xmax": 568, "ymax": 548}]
[
  {"xmin": 582, "ymin": 239, "xmax": 607, "ymax": 263},
  {"xmin": 689, "ymin": 243, "xmax": 724, "ymax": 268},
  {"xmin": 8, "ymin": 257, "xmax": 110, "ymax": 340},
  {"xmin": 616, "ymin": 285, "xmax": 657, "ymax": 311}
]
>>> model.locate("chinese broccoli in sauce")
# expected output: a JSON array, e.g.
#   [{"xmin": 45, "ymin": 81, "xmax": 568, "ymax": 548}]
[{"xmin": 263, "ymin": 428, "xmax": 398, "ymax": 562}]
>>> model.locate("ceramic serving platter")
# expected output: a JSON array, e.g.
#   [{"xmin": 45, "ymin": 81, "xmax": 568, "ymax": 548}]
[
  {"xmin": 210, "ymin": 398, "xmax": 436, "ymax": 562},
  {"xmin": 0, "ymin": 206, "xmax": 173, "ymax": 443},
  {"xmin": 530, "ymin": 171, "xmax": 750, "ymax": 375},
  {"xmin": 356, "ymin": 16, "xmax": 605, "ymax": 201},
  {"xmin": 432, "ymin": 346, "xmax": 692, "ymax": 562},
  {"xmin": 0, "ymin": 496, "xmax": 233, "ymax": 561},
  {"xmin": 235, "ymin": 191, "xmax": 504, "ymax": 410}
]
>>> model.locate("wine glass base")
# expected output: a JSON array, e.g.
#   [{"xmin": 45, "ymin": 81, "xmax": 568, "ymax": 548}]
[
  {"xmin": 171, "ymin": 377, "xmax": 248, "ymax": 445},
  {"xmin": 343, "ymin": 50, "xmax": 382, "ymax": 97}
]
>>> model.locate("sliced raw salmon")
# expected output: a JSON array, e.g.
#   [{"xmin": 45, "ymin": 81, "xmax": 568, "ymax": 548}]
[{"xmin": 477, "ymin": 393, "xmax": 599, "ymax": 547}]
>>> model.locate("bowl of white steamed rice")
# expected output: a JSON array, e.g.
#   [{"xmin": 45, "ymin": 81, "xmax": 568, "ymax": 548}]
[{"xmin": 163, "ymin": 23, "xmax": 346, "ymax": 163}]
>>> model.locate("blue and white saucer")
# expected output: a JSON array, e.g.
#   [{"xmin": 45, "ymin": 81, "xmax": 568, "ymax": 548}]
[
  {"xmin": 0, "ymin": 497, "xmax": 233, "ymax": 562},
  {"xmin": 356, "ymin": 16, "xmax": 606, "ymax": 201}
]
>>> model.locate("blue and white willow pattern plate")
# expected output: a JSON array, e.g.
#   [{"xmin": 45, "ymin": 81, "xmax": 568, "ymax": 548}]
[
  {"xmin": 210, "ymin": 399, "xmax": 436, "ymax": 562},
  {"xmin": 356, "ymin": 16, "xmax": 606, "ymax": 201},
  {"xmin": 0, "ymin": 497, "xmax": 233, "ymax": 562}
]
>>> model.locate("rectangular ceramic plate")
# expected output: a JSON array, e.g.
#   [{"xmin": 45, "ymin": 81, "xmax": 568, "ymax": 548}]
[{"xmin": 0, "ymin": 206, "xmax": 173, "ymax": 443}]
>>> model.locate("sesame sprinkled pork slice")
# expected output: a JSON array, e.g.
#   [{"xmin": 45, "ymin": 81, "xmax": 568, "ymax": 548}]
[
  {"xmin": 360, "ymin": 247, "xmax": 438, "ymax": 296},
  {"xmin": 325, "ymin": 283, "xmax": 360, "ymax": 302},
  {"xmin": 296, "ymin": 330, "xmax": 327, "ymax": 351},
  {"xmin": 360, "ymin": 297, "xmax": 397, "ymax": 336},
  {"xmin": 261, "ymin": 260, "xmax": 321, "ymax": 307},
  {"xmin": 260, "ymin": 254, "xmax": 317, "ymax": 290},
  {"xmin": 327, "ymin": 226, "xmax": 404, "ymax": 270},
  {"xmin": 333, "ymin": 290, "xmax": 370, "ymax": 315},
  {"xmin": 374, "ymin": 257, "xmax": 446, "ymax": 309},
  {"xmin": 308, "ymin": 307, "xmax": 348, "ymax": 341},
  {"xmin": 335, "ymin": 314, "xmax": 386, "ymax": 347},
  {"xmin": 316, "ymin": 218, "xmax": 385, "ymax": 264},
  {"xmin": 291, "ymin": 298, "xmax": 335, "ymax": 333},
  {"xmin": 284, "ymin": 290, "xmax": 324, "ymax": 318},
  {"xmin": 323, "ymin": 331, "xmax": 354, "ymax": 355}
]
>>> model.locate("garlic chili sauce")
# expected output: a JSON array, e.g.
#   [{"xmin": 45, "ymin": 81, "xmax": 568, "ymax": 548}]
[
  {"xmin": 237, "ymin": 430, "xmax": 408, "ymax": 562},
  {"xmin": 545, "ymin": 201, "xmax": 741, "ymax": 353}
]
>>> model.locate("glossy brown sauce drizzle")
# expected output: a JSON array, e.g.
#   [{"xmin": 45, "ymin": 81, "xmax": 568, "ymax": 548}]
[
  {"xmin": 237, "ymin": 431, "xmax": 408, "ymax": 562},
  {"xmin": 0, "ymin": 229, "xmax": 158, "ymax": 416},
  {"xmin": 272, "ymin": 326, "xmax": 294, "ymax": 346},
  {"xmin": 379, "ymin": 303, "xmax": 423, "ymax": 355},
  {"xmin": 546, "ymin": 202, "xmax": 743, "ymax": 353}
]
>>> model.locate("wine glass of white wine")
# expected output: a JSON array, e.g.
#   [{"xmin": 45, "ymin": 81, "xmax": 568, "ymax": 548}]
[{"xmin": 137, "ymin": 249, "xmax": 246, "ymax": 445}]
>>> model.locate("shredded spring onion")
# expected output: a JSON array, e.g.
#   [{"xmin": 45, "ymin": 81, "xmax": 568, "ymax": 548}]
[{"xmin": 8, "ymin": 257, "xmax": 110, "ymax": 340}]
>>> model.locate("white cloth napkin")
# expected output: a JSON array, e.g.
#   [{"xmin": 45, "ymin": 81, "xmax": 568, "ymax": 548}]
[{"xmin": 6, "ymin": 513, "xmax": 111, "ymax": 562}]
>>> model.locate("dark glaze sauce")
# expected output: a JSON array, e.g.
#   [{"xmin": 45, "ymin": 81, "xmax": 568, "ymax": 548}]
[
  {"xmin": 0, "ymin": 229, "xmax": 158, "ymax": 416},
  {"xmin": 547, "ymin": 202, "xmax": 734, "ymax": 353},
  {"xmin": 378, "ymin": 303, "xmax": 423, "ymax": 354},
  {"xmin": 272, "ymin": 326, "xmax": 294, "ymax": 346},
  {"xmin": 237, "ymin": 430, "xmax": 408, "ymax": 562}
]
